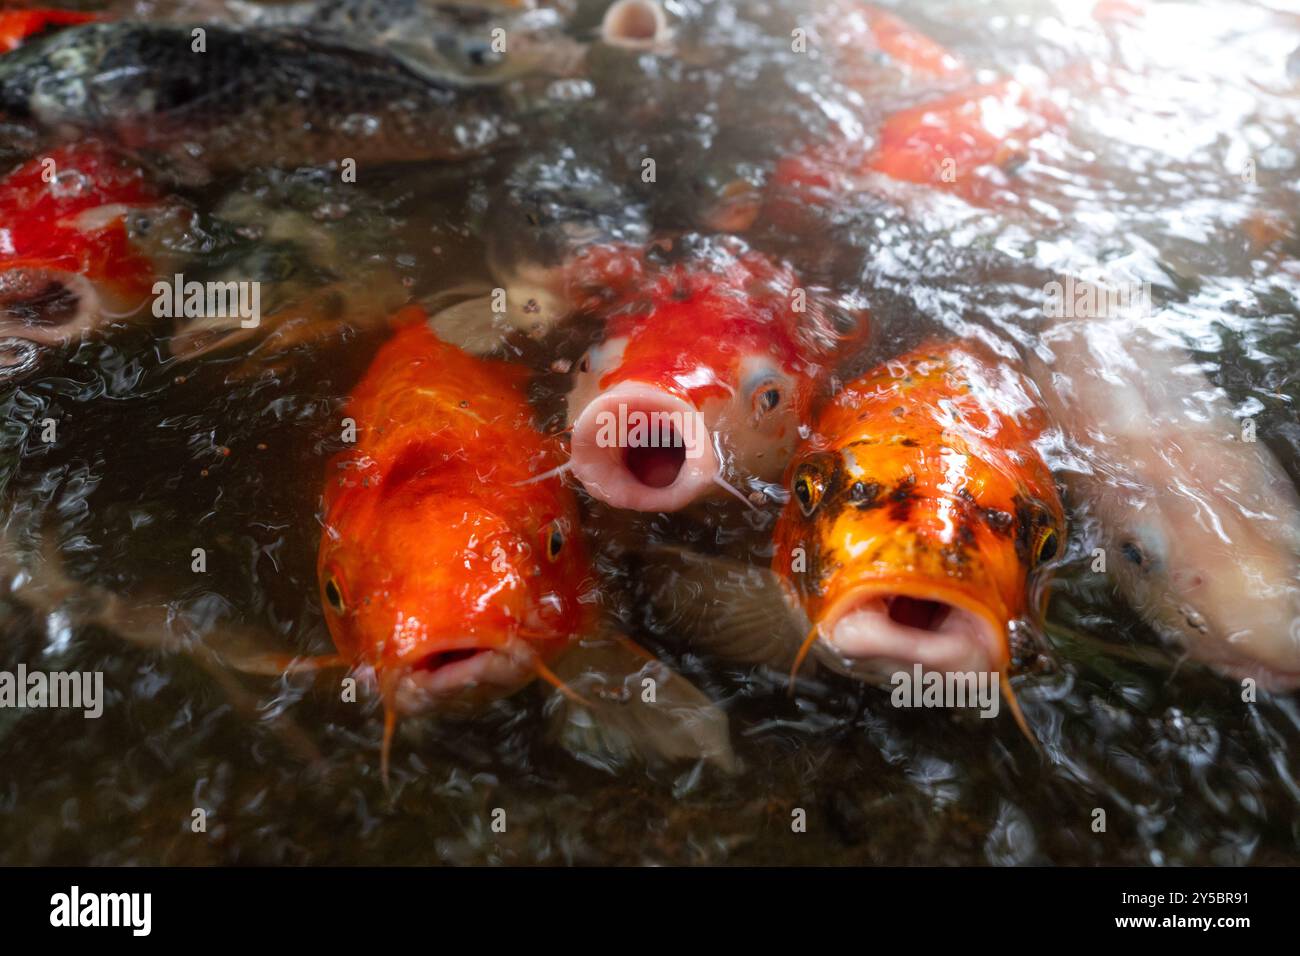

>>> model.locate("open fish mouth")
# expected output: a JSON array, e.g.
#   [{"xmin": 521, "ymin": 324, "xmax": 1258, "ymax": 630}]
[
  {"xmin": 0, "ymin": 267, "xmax": 105, "ymax": 343},
  {"xmin": 390, "ymin": 641, "xmax": 537, "ymax": 713},
  {"xmin": 815, "ymin": 586, "xmax": 1007, "ymax": 683},
  {"xmin": 568, "ymin": 381, "xmax": 719, "ymax": 511}
]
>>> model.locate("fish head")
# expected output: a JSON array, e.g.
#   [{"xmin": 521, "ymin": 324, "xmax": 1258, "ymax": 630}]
[
  {"xmin": 1108, "ymin": 492, "xmax": 1300, "ymax": 690},
  {"xmin": 772, "ymin": 367, "xmax": 1063, "ymax": 683},
  {"xmin": 566, "ymin": 245, "xmax": 855, "ymax": 511},
  {"xmin": 317, "ymin": 480, "xmax": 591, "ymax": 714},
  {"xmin": 0, "ymin": 141, "xmax": 160, "ymax": 350}
]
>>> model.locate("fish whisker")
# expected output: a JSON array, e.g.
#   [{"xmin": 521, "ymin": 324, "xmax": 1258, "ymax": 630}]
[
  {"xmin": 787, "ymin": 622, "xmax": 823, "ymax": 695},
  {"xmin": 1000, "ymin": 671, "xmax": 1043, "ymax": 756},
  {"xmin": 521, "ymin": 643, "xmax": 593, "ymax": 709},
  {"xmin": 514, "ymin": 461, "xmax": 572, "ymax": 486},
  {"xmin": 711, "ymin": 471, "xmax": 759, "ymax": 512},
  {"xmin": 378, "ymin": 668, "xmax": 400, "ymax": 791}
]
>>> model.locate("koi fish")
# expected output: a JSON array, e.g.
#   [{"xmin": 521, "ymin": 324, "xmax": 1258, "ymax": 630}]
[
  {"xmin": 600, "ymin": 0, "xmax": 673, "ymax": 52},
  {"xmin": 645, "ymin": 343, "xmax": 1064, "ymax": 732},
  {"xmin": 0, "ymin": 140, "xmax": 163, "ymax": 373},
  {"xmin": 196, "ymin": 0, "xmax": 587, "ymax": 86},
  {"xmin": 815, "ymin": 1, "xmax": 966, "ymax": 83},
  {"xmin": 771, "ymin": 343, "xmax": 1064, "ymax": 690},
  {"xmin": 565, "ymin": 238, "xmax": 865, "ymax": 512},
  {"xmin": 164, "ymin": 187, "xmax": 411, "ymax": 378},
  {"xmin": 0, "ymin": 22, "xmax": 511, "ymax": 173},
  {"xmin": 771, "ymin": 78, "xmax": 1061, "ymax": 214},
  {"xmin": 1032, "ymin": 302, "xmax": 1300, "ymax": 690},
  {"xmin": 317, "ymin": 310, "xmax": 735, "ymax": 777},
  {"xmin": 427, "ymin": 144, "xmax": 650, "ymax": 351},
  {"xmin": 767, "ymin": 3, "xmax": 1060, "ymax": 217}
]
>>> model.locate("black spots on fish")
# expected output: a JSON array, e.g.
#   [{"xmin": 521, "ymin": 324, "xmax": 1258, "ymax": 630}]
[
  {"xmin": 898, "ymin": 437, "xmax": 919, "ymax": 447},
  {"xmin": 848, "ymin": 479, "xmax": 882, "ymax": 510},
  {"xmin": 887, "ymin": 498, "xmax": 912, "ymax": 523},
  {"xmin": 886, "ymin": 475, "xmax": 916, "ymax": 523},
  {"xmin": 940, "ymin": 543, "xmax": 970, "ymax": 570},
  {"xmin": 981, "ymin": 507, "xmax": 1014, "ymax": 537}
]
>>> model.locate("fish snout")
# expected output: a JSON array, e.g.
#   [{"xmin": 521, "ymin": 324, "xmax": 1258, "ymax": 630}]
[
  {"xmin": 819, "ymin": 590, "xmax": 1006, "ymax": 683},
  {"xmin": 569, "ymin": 381, "xmax": 718, "ymax": 511},
  {"xmin": 601, "ymin": 0, "xmax": 671, "ymax": 50},
  {"xmin": 388, "ymin": 639, "xmax": 537, "ymax": 714},
  {"xmin": 0, "ymin": 266, "xmax": 104, "ymax": 345}
]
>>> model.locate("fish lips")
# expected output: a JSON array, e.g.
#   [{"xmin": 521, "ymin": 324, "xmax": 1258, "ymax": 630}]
[
  {"xmin": 385, "ymin": 636, "xmax": 545, "ymax": 715},
  {"xmin": 0, "ymin": 265, "xmax": 114, "ymax": 344},
  {"xmin": 814, "ymin": 584, "xmax": 1009, "ymax": 683},
  {"xmin": 568, "ymin": 381, "xmax": 719, "ymax": 511}
]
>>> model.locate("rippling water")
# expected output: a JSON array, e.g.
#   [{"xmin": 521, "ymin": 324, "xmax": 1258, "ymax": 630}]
[{"xmin": 1, "ymin": 0, "xmax": 1298, "ymax": 864}]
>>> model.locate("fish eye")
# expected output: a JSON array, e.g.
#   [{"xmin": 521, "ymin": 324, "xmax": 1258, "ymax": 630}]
[
  {"xmin": 577, "ymin": 352, "xmax": 591, "ymax": 373},
  {"xmin": 544, "ymin": 522, "xmax": 566, "ymax": 562},
  {"xmin": 1035, "ymin": 529, "xmax": 1060, "ymax": 565},
  {"xmin": 324, "ymin": 576, "xmax": 346, "ymax": 614},
  {"xmin": 792, "ymin": 463, "xmax": 826, "ymax": 517},
  {"xmin": 752, "ymin": 383, "xmax": 783, "ymax": 417}
]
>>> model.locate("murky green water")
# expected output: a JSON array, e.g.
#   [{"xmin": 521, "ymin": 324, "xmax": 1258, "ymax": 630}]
[{"xmin": 1, "ymin": 0, "xmax": 1298, "ymax": 864}]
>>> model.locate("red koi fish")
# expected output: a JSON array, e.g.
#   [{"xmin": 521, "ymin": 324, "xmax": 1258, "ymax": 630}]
[
  {"xmin": 0, "ymin": 140, "xmax": 162, "ymax": 370},
  {"xmin": 565, "ymin": 239, "xmax": 866, "ymax": 512}
]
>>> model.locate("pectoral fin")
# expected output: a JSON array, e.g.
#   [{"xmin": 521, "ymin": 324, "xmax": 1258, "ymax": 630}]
[
  {"xmin": 424, "ymin": 285, "xmax": 513, "ymax": 355},
  {"xmin": 639, "ymin": 545, "xmax": 812, "ymax": 673},
  {"xmin": 545, "ymin": 630, "xmax": 738, "ymax": 774}
]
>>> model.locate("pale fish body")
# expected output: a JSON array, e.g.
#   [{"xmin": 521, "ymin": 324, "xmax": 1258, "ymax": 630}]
[{"xmin": 1034, "ymin": 306, "xmax": 1300, "ymax": 690}]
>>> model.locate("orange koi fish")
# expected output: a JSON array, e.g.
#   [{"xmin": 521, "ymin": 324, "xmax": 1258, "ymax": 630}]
[
  {"xmin": 772, "ymin": 343, "xmax": 1064, "ymax": 698},
  {"xmin": 644, "ymin": 343, "xmax": 1063, "ymax": 735},
  {"xmin": 318, "ymin": 310, "xmax": 734, "ymax": 776},
  {"xmin": 772, "ymin": 78, "xmax": 1061, "ymax": 212}
]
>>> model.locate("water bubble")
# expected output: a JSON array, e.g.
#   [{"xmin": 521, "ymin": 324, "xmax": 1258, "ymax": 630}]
[{"xmin": 49, "ymin": 169, "xmax": 92, "ymax": 199}]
